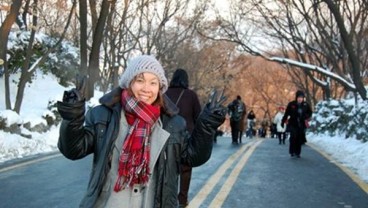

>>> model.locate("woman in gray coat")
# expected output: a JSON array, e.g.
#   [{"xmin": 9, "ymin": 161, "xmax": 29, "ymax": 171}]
[{"xmin": 57, "ymin": 55, "xmax": 226, "ymax": 208}]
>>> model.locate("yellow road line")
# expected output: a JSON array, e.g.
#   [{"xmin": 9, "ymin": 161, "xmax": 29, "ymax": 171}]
[
  {"xmin": 209, "ymin": 140, "xmax": 263, "ymax": 207},
  {"xmin": 188, "ymin": 139, "xmax": 262, "ymax": 208},
  {"xmin": 0, "ymin": 153, "xmax": 61, "ymax": 173},
  {"xmin": 308, "ymin": 143, "xmax": 368, "ymax": 194}
]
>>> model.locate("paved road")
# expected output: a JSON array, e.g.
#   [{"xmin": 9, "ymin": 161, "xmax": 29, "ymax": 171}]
[
  {"xmin": 0, "ymin": 137, "xmax": 367, "ymax": 208},
  {"xmin": 0, "ymin": 153, "xmax": 91, "ymax": 207},
  {"xmin": 189, "ymin": 137, "xmax": 368, "ymax": 208}
]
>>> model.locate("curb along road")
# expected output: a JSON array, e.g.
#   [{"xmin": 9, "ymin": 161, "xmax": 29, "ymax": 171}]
[{"xmin": 0, "ymin": 151, "xmax": 61, "ymax": 173}]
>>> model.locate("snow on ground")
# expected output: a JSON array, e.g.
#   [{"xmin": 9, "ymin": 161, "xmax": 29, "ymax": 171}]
[
  {"xmin": 0, "ymin": 125, "xmax": 60, "ymax": 162},
  {"xmin": 0, "ymin": 72, "xmax": 65, "ymax": 162},
  {"xmin": 307, "ymin": 133, "xmax": 368, "ymax": 182},
  {"xmin": 0, "ymin": 72, "xmax": 367, "ymax": 183}
]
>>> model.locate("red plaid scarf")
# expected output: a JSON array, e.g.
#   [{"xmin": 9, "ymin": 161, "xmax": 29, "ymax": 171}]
[{"xmin": 114, "ymin": 90, "xmax": 160, "ymax": 191}]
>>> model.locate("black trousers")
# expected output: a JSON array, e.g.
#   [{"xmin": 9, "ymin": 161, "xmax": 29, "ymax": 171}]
[
  {"xmin": 178, "ymin": 164, "xmax": 192, "ymax": 205},
  {"xmin": 289, "ymin": 127, "xmax": 304, "ymax": 155},
  {"xmin": 277, "ymin": 132, "xmax": 286, "ymax": 144},
  {"xmin": 230, "ymin": 120, "xmax": 240, "ymax": 143}
]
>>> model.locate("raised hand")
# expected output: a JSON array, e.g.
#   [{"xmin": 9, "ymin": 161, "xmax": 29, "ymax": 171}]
[
  {"xmin": 206, "ymin": 88, "xmax": 227, "ymax": 117},
  {"xmin": 62, "ymin": 75, "xmax": 87, "ymax": 103}
]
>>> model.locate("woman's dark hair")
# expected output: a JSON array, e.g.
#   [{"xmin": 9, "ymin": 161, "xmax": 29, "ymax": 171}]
[{"xmin": 169, "ymin": 68, "xmax": 189, "ymax": 88}]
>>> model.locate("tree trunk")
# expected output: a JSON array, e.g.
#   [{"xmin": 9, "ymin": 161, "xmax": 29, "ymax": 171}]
[
  {"xmin": 21, "ymin": 0, "xmax": 31, "ymax": 30},
  {"xmin": 13, "ymin": 0, "xmax": 38, "ymax": 113},
  {"xmin": 12, "ymin": 0, "xmax": 75, "ymax": 113},
  {"xmin": 323, "ymin": 0, "xmax": 367, "ymax": 100},
  {"xmin": 0, "ymin": 0, "xmax": 22, "ymax": 110},
  {"xmin": 87, "ymin": 0, "xmax": 111, "ymax": 99},
  {"xmin": 13, "ymin": 72, "xmax": 31, "ymax": 113},
  {"xmin": 79, "ymin": 0, "xmax": 88, "ymax": 75}
]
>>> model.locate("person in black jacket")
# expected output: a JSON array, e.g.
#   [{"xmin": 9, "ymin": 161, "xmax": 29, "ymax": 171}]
[
  {"xmin": 165, "ymin": 68, "xmax": 202, "ymax": 207},
  {"xmin": 282, "ymin": 90, "xmax": 312, "ymax": 158},
  {"xmin": 57, "ymin": 55, "xmax": 227, "ymax": 208},
  {"xmin": 227, "ymin": 95, "xmax": 246, "ymax": 144}
]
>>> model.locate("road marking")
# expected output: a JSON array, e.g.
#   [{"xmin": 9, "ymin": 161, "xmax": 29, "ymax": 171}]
[
  {"xmin": 188, "ymin": 139, "xmax": 262, "ymax": 208},
  {"xmin": 308, "ymin": 143, "xmax": 368, "ymax": 194},
  {"xmin": 0, "ymin": 153, "xmax": 62, "ymax": 173},
  {"xmin": 209, "ymin": 140, "xmax": 263, "ymax": 207}
]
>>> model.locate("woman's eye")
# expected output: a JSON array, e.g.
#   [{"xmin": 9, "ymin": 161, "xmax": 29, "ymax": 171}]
[
  {"xmin": 136, "ymin": 78, "xmax": 144, "ymax": 83},
  {"xmin": 150, "ymin": 81, "xmax": 158, "ymax": 86}
]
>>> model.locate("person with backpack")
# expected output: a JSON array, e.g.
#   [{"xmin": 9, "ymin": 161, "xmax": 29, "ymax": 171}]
[
  {"xmin": 165, "ymin": 68, "xmax": 201, "ymax": 208},
  {"xmin": 227, "ymin": 95, "xmax": 246, "ymax": 144}
]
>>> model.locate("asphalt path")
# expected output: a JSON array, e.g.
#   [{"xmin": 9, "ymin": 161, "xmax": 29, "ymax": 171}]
[
  {"xmin": 0, "ymin": 136, "xmax": 367, "ymax": 208},
  {"xmin": 0, "ymin": 153, "xmax": 91, "ymax": 207},
  {"xmin": 189, "ymin": 137, "xmax": 368, "ymax": 208}
]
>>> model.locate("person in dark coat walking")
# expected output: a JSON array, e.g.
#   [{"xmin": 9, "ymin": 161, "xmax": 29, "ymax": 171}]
[
  {"xmin": 57, "ymin": 55, "xmax": 227, "ymax": 208},
  {"xmin": 227, "ymin": 95, "xmax": 246, "ymax": 144},
  {"xmin": 165, "ymin": 68, "xmax": 202, "ymax": 207},
  {"xmin": 282, "ymin": 90, "xmax": 312, "ymax": 158}
]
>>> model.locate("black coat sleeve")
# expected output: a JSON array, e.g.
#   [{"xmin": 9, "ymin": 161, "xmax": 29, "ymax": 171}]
[
  {"xmin": 282, "ymin": 102, "xmax": 292, "ymax": 124},
  {"xmin": 304, "ymin": 102, "xmax": 313, "ymax": 120},
  {"xmin": 57, "ymin": 100, "xmax": 96, "ymax": 160},
  {"xmin": 182, "ymin": 107, "xmax": 225, "ymax": 167}
]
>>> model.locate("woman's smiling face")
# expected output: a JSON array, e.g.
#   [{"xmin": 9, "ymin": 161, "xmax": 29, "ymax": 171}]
[{"xmin": 130, "ymin": 72, "xmax": 160, "ymax": 105}]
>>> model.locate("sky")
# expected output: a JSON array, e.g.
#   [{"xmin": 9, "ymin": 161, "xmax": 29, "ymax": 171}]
[{"xmin": 0, "ymin": 70, "xmax": 368, "ymax": 184}]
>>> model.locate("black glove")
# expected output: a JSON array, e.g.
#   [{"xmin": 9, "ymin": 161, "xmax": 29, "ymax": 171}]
[
  {"xmin": 62, "ymin": 75, "xmax": 87, "ymax": 104},
  {"xmin": 58, "ymin": 75, "xmax": 87, "ymax": 120},
  {"xmin": 206, "ymin": 88, "xmax": 227, "ymax": 117},
  {"xmin": 281, "ymin": 122, "xmax": 284, "ymax": 128}
]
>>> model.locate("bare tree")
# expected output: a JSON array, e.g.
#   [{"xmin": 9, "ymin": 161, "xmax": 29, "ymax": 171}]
[
  {"xmin": 322, "ymin": 0, "xmax": 367, "ymax": 99},
  {"xmin": 98, "ymin": 0, "xmax": 209, "ymax": 93},
  {"xmin": 127, "ymin": 0, "xmax": 205, "ymax": 58},
  {"xmin": 99, "ymin": 0, "xmax": 141, "ymax": 92},
  {"xmin": 0, "ymin": 0, "xmax": 22, "ymax": 110},
  {"xmin": 84, "ymin": 0, "xmax": 113, "ymax": 99},
  {"xmin": 230, "ymin": 56, "xmax": 296, "ymax": 120},
  {"xmin": 171, "ymin": 38, "xmax": 236, "ymax": 104},
  {"xmin": 2, "ymin": 0, "xmax": 76, "ymax": 113},
  {"xmin": 197, "ymin": 0, "xmax": 368, "ymax": 101},
  {"xmin": 79, "ymin": 0, "xmax": 88, "ymax": 76}
]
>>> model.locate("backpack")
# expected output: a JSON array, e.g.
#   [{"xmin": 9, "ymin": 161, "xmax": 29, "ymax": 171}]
[{"xmin": 230, "ymin": 100, "xmax": 245, "ymax": 121}]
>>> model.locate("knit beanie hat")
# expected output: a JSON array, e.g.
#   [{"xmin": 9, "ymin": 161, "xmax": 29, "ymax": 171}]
[
  {"xmin": 119, "ymin": 55, "xmax": 168, "ymax": 93},
  {"xmin": 295, "ymin": 90, "xmax": 305, "ymax": 99}
]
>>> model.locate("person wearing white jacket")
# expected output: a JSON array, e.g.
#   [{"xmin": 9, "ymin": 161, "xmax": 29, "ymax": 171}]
[{"xmin": 273, "ymin": 106, "xmax": 287, "ymax": 144}]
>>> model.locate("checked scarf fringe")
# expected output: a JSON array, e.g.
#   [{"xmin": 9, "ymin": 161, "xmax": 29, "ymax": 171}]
[{"xmin": 114, "ymin": 90, "xmax": 160, "ymax": 191}]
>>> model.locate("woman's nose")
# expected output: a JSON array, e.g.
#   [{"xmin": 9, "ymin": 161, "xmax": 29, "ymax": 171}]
[{"xmin": 141, "ymin": 82, "xmax": 150, "ymax": 91}]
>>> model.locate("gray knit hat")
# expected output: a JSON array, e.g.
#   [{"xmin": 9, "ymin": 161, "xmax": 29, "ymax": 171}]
[{"xmin": 119, "ymin": 55, "xmax": 168, "ymax": 93}]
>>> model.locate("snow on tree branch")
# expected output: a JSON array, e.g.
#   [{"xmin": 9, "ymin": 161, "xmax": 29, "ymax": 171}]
[
  {"xmin": 267, "ymin": 56, "xmax": 356, "ymax": 91},
  {"xmin": 27, "ymin": 57, "xmax": 42, "ymax": 73}
]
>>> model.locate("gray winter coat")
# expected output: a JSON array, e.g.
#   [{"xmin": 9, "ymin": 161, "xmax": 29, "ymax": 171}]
[{"xmin": 57, "ymin": 88, "xmax": 224, "ymax": 208}]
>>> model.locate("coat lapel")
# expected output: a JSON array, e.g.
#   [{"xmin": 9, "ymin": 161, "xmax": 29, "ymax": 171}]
[{"xmin": 149, "ymin": 119, "xmax": 170, "ymax": 172}]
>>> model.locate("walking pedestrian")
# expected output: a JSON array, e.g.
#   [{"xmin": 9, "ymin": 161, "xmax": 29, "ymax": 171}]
[
  {"xmin": 227, "ymin": 95, "xmax": 246, "ymax": 144},
  {"xmin": 273, "ymin": 106, "xmax": 286, "ymax": 144},
  {"xmin": 246, "ymin": 110, "xmax": 256, "ymax": 138},
  {"xmin": 57, "ymin": 55, "xmax": 227, "ymax": 207},
  {"xmin": 282, "ymin": 90, "xmax": 312, "ymax": 158},
  {"xmin": 165, "ymin": 68, "xmax": 201, "ymax": 208}
]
